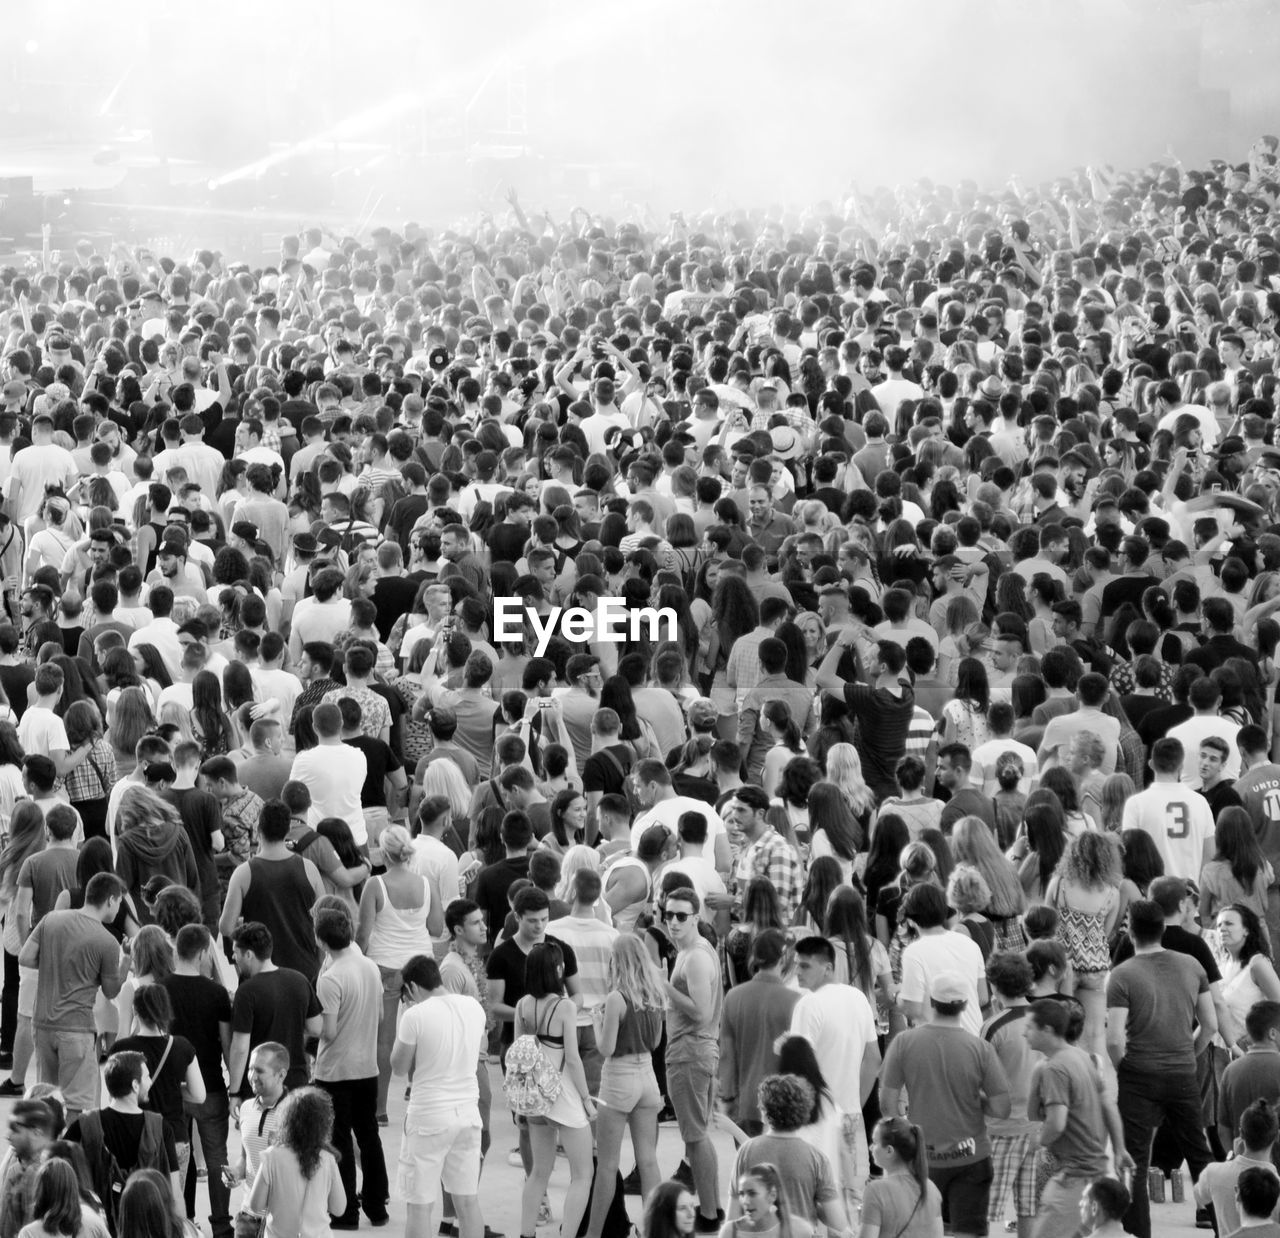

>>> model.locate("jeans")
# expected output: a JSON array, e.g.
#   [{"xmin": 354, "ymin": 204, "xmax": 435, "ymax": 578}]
[
  {"xmin": 318, "ymin": 1075, "xmax": 389, "ymax": 1222},
  {"xmin": 183, "ymin": 1090, "xmax": 232, "ymax": 1238},
  {"xmin": 35, "ymin": 1028, "xmax": 97, "ymax": 1116},
  {"xmin": 1117, "ymin": 1063, "xmax": 1213, "ymax": 1238}
]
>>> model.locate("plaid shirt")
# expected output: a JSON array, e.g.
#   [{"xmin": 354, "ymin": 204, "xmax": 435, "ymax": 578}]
[
  {"xmin": 751, "ymin": 406, "xmax": 815, "ymax": 435},
  {"xmin": 234, "ymin": 419, "xmax": 282, "ymax": 455},
  {"xmin": 63, "ymin": 739, "xmax": 116, "ymax": 804},
  {"xmin": 733, "ymin": 825, "xmax": 803, "ymax": 924}
]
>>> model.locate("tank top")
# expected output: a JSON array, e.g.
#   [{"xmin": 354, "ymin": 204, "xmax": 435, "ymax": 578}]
[
  {"xmin": 142, "ymin": 521, "xmax": 166, "ymax": 578},
  {"xmin": 667, "ymin": 937, "xmax": 723, "ymax": 1060},
  {"xmin": 604, "ymin": 855, "xmax": 651, "ymax": 934},
  {"xmin": 366, "ymin": 873, "xmax": 430, "ymax": 968},
  {"xmin": 240, "ymin": 855, "xmax": 321, "ymax": 984},
  {"xmin": 612, "ymin": 996, "xmax": 663, "ymax": 1057}
]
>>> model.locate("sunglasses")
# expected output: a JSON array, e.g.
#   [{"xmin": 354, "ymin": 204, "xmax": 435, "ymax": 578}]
[{"xmin": 662, "ymin": 910, "xmax": 693, "ymax": 924}]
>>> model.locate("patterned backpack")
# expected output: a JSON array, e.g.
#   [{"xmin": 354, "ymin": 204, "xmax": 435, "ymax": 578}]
[{"xmin": 502, "ymin": 998, "xmax": 564, "ymax": 1117}]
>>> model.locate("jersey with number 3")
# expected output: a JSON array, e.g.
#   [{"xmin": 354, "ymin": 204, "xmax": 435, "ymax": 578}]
[{"xmin": 1121, "ymin": 781, "xmax": 1215, "ymax": 879}]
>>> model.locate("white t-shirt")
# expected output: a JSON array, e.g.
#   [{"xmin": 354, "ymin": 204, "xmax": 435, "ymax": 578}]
[
  {"xmin": 398, "ymin": 992, "xmax": 485, "ymax": 1123},
  {"xmin": 899, "ymin": 930, "xmax": 987, "ymax": 1037},
  {"xmin": 630, "ymin": 797, "xmax": 728, "ymax": 860},
  {"xmin": 789, "ymin": 982, "xmax": 878, "ymax": 1114},
  {"xmin": 970, "ymin": 737, "xmax": 1039, "ymax": 796},
  {"xmin": 1121, "ymin": 780, "xmax": 1215, "ymax": 880},
  {"xmin": 17, "ymin": 706, "xmax": 68, "ymax": 757},
  {"xmin": 658, "ymin": 856, "xmax": 726, "ymax": 922},
  {"xmin": 250, "ymin": 667, "xmax": 302, "ymax": 722},
  {"xmin": 8, "ymin": 444, "xmax": 77, "ymax": 522},
  {"xmin": 289, "ymin": 744, "xmax": 369, "ymax": 844},
  {"xmin": 410, "ymin": 834, "xmax": 462, "ymax": 936},
  {"xmin": 1167, "ymin": 715, "xmax": 1242, "ymax": 788}
]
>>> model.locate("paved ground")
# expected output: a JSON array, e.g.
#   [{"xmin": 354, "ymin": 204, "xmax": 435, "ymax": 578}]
[{"xmin": 0, "ymin": 1057, "xmax": 1212, "ymax": 1237}]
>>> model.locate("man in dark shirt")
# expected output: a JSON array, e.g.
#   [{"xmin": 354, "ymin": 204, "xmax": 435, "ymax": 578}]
[
  {"xmin": 337, "ymin": 698, "xmax": 407, "ymax": 847},
  {"xmin": 1185, "ymin": 597, "xmax": 1262, "ymax": 673},
  {"xmin": 1136, "ymin": 664, "xmax": 1199, "ymax": 760},
  {"xmin": 226, "ymin": 922, "xmax": 321, "ymax": 1101},
  {"xmin": 370, "ymin": 542, "xmax": 420, "ymax": 641},
  {"xmin": 162, "ymin": 743, "xmax": 226, "ymax": 931},
  {"xmin": 815, "ymin": 634, "xmax": 915, "ymax": 801},
  {"xmin": 162, "ymin": 924, "xmax": 233, "ymax": 1238},
  {"xmin": 485, "ymin": 491, "xmax": 536, "ymax": 565},
  {"xmin": 582, "ymin": 709, "xmax": 635, "ymax": 840},
  {"xmin": 472, "ymin": 810, "xmax": 535, "ymax": 946},
  {"xmin": 1198, "ymin": 735, "xmax": 1244, "ymax": 817},
  {"xmin": 384, "ymin": 465, "xmax": 431, "ymax": 559},
  {"xmin": 936, "ymin": 743, "xmax": 999, "ymax": 833}
]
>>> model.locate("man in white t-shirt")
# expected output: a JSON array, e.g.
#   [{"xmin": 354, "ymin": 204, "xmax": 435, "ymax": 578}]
[
  {"xmin": 1167, "ymin": 676, "xmax": 1242, "ymax": 788},
  {"xmin": 658, "ymin": 811, "xmax": 727, "ymax": 924},
  {"xmin": 390, "ymin": 953, "xmax": 487, "ymax": 1238},
  {"xmin": 288, "ymin": 703, "xmax": 369, "ymax": 846},
  {"xmin": 790, "ymin": 935, "xmax": 881, "ymax": 1124},
  {"xmin": 629, "ymin": 760, "xmax": 730, "ymax": 877},
  {"xmin": 6, "ymin": 416, "xmax": 77, "ymax": 525},
  {"xmin": 410, "ymin": 798, "xmax": 462, "ymax": 944},
  {"xmin": 897, "ymin": 883, "xmax": 989, "ymax": 1037},
  {"xmin": 17, "ymin": 663, "xmax": 73, "ymax": 777},
  {"xmin": 1121, "ymin": 736, "xmax": 1215, "ymax": 879}
]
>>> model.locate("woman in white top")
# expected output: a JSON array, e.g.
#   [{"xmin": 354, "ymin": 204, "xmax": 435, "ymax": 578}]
[
  {"xmin": 806, "ymin": 782, "xmax": 865, "ymax": 885},
  {"xmin": 356, "ymin": 825, "xmax": 443, "ymax": 1123},
  {"xmin": 1215, "ymin": 904, "xmax": 1280, "ymax": 1054},
  {"xmin": 247, "ymin": 1087, "xmax": 346, "ymax": 1238},
  {"xmin": 940, "ymin": 658, "xmax": 991, "ymax": 751}
]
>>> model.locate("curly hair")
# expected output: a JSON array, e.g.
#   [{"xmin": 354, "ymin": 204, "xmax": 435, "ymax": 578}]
[
  {"xmin": 1057, "ymin": 830, "xmax": 1122, "ymax": 890},
  {"xmin": 948, "ymin": 864, "xmax": 992, "ymax": 916},
  {"xmin": 274, "ymin": 1086, "xmax": 336, "ymax": 1180},
  {"xmin": 758, "ymin": 1074, "xmax": 815, "ymax": 1133}
]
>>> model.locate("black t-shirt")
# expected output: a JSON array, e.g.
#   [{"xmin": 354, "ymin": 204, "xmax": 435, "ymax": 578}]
[
  {"xmin": 582, "ymin": 744, "xmax": 634, "ymax": 796},
  {"xmin": 1111, "ymin": 923, "xmax": 1222, "ymax": 981},
  {"xmin": 472, "ymin": 856, "xmax": 531, "ymax": 945},
  {"xmin": 230, "ymin": 967, "xmax": 322, "ymax": 1097},
  {"xmin": 487, "ymin": 935, "xmax": 578, "ymax": 1048},
  {"xmin": 370, "ymin": 683, "xmax": 407, "ymax": 763},
  {"xmin": 68, "ymin": 1108, "xmax": 178, "ymax": 1173},
  {"xmin": 162, "ymin": 973, "xmax": 232, "ymax": 1094},
  {"xmin": 487, "ymin": 521, "xmax": 528, "ymax": 566},
  {"xmin": 372, "ymin": 575, "xmax": 419, "ymax": 641},
  {"xmin": 161, "ymin": 786, "xmax": 222, "ymax": 900},
  {"xmin": 1137, "ymin": 702, "xmax": 1194, "ymax": 752},
  {"xmin": 0, "ymin": 664, "xmax": 33, "ymax": 721},
  {"xmin": 344, "ymin": 734, "xmax": 402, "ymax": 808},
  {"xmin": 112, "ymin": 1033, "xmax": 197, "ymax": 1145}
]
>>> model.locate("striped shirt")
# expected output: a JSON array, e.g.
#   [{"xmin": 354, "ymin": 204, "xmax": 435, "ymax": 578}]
[
  {"xmin": 546, "ymin": 914, "xmax": 619, "ymax": 1027},
  {"xmin": 239, "ymin": 1091, "xmax": 287, "ymax": 1178}
]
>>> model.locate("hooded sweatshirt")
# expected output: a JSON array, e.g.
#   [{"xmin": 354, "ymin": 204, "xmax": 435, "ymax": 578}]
[{"xmin": 116, "ymin": 821, "xmax": 199, "ymax": 922}]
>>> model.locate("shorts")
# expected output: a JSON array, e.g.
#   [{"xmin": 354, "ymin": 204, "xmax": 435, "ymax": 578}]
[
  {"xmin": 1033, "ymin": 1173, "xmax": 1092, "ymax": 1238},
  {"xmin": 397, "ymin": 1109, "xmax": 483, "ymax": 1207},
  {"xmin": 17, "ymin": 964, "xmax": 35, "ymax": 1019},
  {"xmin": 598, "ymin": 1054, "xmax": 662, "ymax": 1114},
  {"xmin": 930, "ymin": 1157, "xmax": 993, "ymax": 1238},
  {"xmin": 987, "ymin": 1134, "xmax": 1039, "ymax": 1221},
  {"xmin": 666, "ymin": 1055, "xmax": 717, "ymax": 1144}
]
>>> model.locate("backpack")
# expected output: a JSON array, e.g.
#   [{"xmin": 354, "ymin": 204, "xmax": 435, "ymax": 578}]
[
  {"xmin": 502, "ymin": 999, "xmax": 564, "ymax": 1117},
  {"xmin": 78, "ymin": 1107, "xmax": 166, "ymax": 1236},
  {"xmin": 286, "ymin": 829, "xmax": 320, "ymax": 858}
]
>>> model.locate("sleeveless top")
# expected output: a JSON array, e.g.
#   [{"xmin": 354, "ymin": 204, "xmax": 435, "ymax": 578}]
[
  {"xmin": 1053, "ymin": 882, "xmax": 1115, "ymax": 974},
  {"xmin": 241, "ymin": 854, "xmax": 321, "ymax": 984},
  {"xmin": 605, "ymin": 856, "xmax": 652, "ymax": 934},
  {"xmin": 667, "ymin": 937, "xmax": 723, "ymax": 1059},
  {"xmin": 366, "ymin": 873, "xmax": 431, "ymax": 968},
  {"xmin": 612, "ymin": 996, "xmax": 663, "ymax": 1057}
]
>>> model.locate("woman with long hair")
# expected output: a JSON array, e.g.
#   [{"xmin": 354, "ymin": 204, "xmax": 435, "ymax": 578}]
[
  {"xmin": 727, "ymin": 1161, "xmax": 812, "ymax": 1238},
  {"xmin": 1010, "ymin": 793, "xmax": 1067, "ymax": 902},
  {"xmin": 1038, "ymin": 767, "xmax": 1097, "ymax": 834},
  {"xmin": 825, "ymin": 886, "xmax": 895, "ymax": 1029},
  {"xmin": 760, "ymin": 701, "xmax": 805, "ymax": 798},
  {"xmin": 642, "ymin": 1182, "xmax": 698, "ymax": 1238},
  {"xmin": 113, "ymin": 1167, "xmax": 188, "ymax": 1238},
  {"xmin": 189, "ymin": 670, "xmax": 234, "ymax": 759},
  {"xmin": 771, "ymin": 757, "xmax": 821, "ymax": 853},
  {"xmin": 861, "ymin": 1118, "xmax": 943, "ymax": 1238},
  {"xmin": 545, "ymin": 789, "xmax": 588, "ymax": 856},
  {"xmin": 937, "ymin": 596, "xmax": 980, "ymax": 687},
  {"xmin": 0, "ymin": 801, "xmax": 48, "ymax": 1088},
  {"xmin": 131, "ymin": 643, "xmax": 173, "ymax": 697},
  {"xmin": 861, "ymin": 815, "xmax": 910, "ymax": 925},
  {"xmin": 1099, "ymin": 773, "xmax": 1134, "ymax": 834},
  {"xmin": 824, "ymin": 742, "xmax": 876, "ymax": 825},
  {"xmin": 246, "ymin": 1086, "xmax": 345, "ymax": 1238},
  {"xmin": 106, "ymin": 686, "xmax": 155, "ymax": 778},
  {"xmin": 1216, "ymin": 904, "xmax": 1280, "ymax": 1049},
  {"xmin": 951, "ymin": 816, "xmax": 1026, "ymax": 951},
  {"xmin": 114, "ymin": 923, "xmax": 173, "ymax": 1036},
  {"xmin": 1201, "ymin": 808, "xmax": 1275, "ymax": 938},
  {"xmin": 806, "ymin": 783, "xmax": 863, "ymax": 884},
  {"xmin": 516, "ymin": 940, "xmax": 595, "ymax": 1238},
  {"xmin": 940, "ymin": 657, "xmax": 991, "ymax": 750},
  {"xmin": 876, "ymin": 841, "xmax": 942, "ymax": 971},
  {"xmin": 1120, "ymin": 828, "xmax": 1164, "ymax": 895},
  {"xmin": 599, "ymin": 676, "xmax": 662, "ymax": 760},
  {"xmin": 724, "ymin": 877, "xmax": 785, "ymax": 988},
  {"xmin": 1045, "ymin": 831, "xmax": 1125, "ymax": 1058},
  {"xmin": 707, "ymin": 576, "xmax": 760, "ymax": 737},
  {"xmin": 61, "ymin": 701, "xmax": 115, "ymax": 841},
  {"xmin": 418, "ymin": 758, "xmax": 472, "ymax": 848},
  {"xmin": 795, "ymin": 857, "xmax": 843, "ymax": 933},
  {"xmin": 585, "ymin": 935, "xmax": 667, "ymax": 1238},
  {"xmin": 18, "ymin": 1159, "xmax": 96, "ymax": 1238},
  {"xmin": 1025, "ymin": 573, "xmax": 1063, "ymax": 656},
  {"xmin": 776, "ymin": 1034, "xmax": 863, "ymax": 1221}
]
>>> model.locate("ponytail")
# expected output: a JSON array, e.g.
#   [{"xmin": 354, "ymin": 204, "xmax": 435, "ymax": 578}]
[
  {"xmin": 875, "ymin": 1117, "xmax": 930, "ymax": 1207},
  {"xmin": 764, "ymin": 700, "xmax": 802, "ymax": 753},
  {"xmin": 907, "ymin": 1121, "xmax": 929, "ymax": 1196}
]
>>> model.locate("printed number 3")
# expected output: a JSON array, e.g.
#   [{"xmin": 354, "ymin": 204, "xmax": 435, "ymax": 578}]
[{"xmin": 1167, "ymin": 803, "xmax": 1190, "ymax": 839}]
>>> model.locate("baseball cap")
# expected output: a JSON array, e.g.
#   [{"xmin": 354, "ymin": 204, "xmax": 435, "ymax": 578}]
[
  {"xmin": 1211, "ymin": 436, "xmax": 1246, "ymax": 457},
  {"xmin": 929, "ymin": 971, "xmax": 970, "ymax": 1004}
]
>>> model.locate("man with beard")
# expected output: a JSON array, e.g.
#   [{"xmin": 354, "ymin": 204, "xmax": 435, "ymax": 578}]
[
  {"xmin": 146, "ymin": 532, "xmax": 207, "ymax": 604},
  {"xmin": 18, "ymin": 585, "xmax": 54, "ymax": 659},
  {"xmin": 557, "ymin": 654, "xmax": 602, "ymax": 771}
]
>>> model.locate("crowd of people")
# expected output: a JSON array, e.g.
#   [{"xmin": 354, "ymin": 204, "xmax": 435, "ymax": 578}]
[{"xmin": 0, "ymin": 135, "xmax": 1279, "ymax": 1238}]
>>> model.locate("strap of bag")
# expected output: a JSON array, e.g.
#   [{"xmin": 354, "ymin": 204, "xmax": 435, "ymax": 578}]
[
  {"xmin": 85, "ymin": 748, "xmax": 110, "ymax": 797},
  {"xmin": 600, "ymin": 746, "xmax": 627, "ymax": 783},
  {"xmin": 153, "ymin": 1035, "xmax": 174, "ymax": 1084}
]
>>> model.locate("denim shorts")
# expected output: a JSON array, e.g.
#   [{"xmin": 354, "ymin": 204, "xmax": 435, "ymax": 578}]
[{"xmin": 598, "ymin": 1053, "xmax": 662, "ymax": 1114}]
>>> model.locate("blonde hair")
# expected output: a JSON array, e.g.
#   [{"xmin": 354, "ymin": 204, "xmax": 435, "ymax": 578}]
[
  {"xmin": 951, "ymin": 816, "xmax": 1026, "ymax": 917},
  {"xmin": 947, "ymin": 863, "xmax": 991, "ymax": 916},
  {"xmin": 118, "ymin": 785, "xmax": 182, "ymax": 834},
  {"xmin": 824, "ymin": 743, "xmax": 876, "ymax": 817},
  {"xmin": 157, "ymin": 701, "xmax": 194, "ymax": 743},
  {"xmin": 419, "ymin": 758, "xmax": 471, "ymax": 819},
  {"xmin": 1100, "ymin": 773, "xmax": 1135, "ymax": 833},
  {"xmin": 555, "ymin": 845, "xmax": 601, "ymax": 905},
  {"xmin": 607, "ymin": 933, "xmax": 667, "ymax": 1012},
  {"xmin": 380, "ymin": 825, "xmax": 415, "ymax": 866}
]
